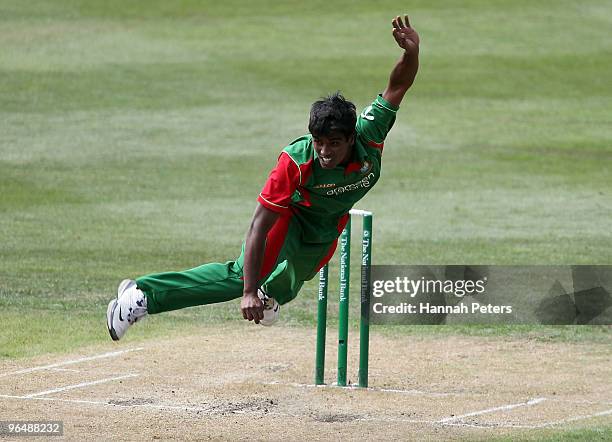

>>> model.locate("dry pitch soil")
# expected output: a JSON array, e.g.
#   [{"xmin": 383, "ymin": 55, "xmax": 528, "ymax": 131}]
[{"xmin": 0, "ymin": 324, "xmax": 610, "ymax": 441}]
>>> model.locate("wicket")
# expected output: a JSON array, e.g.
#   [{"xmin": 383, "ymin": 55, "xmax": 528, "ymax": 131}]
[{"xmin": 315, "ymin": 209, "xmax": 372, "ymax": 388}]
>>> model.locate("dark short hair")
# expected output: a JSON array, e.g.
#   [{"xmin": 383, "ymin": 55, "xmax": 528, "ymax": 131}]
[{"xmin": 308, "ymin": 92, "xmax": 356, "ymax": 139}]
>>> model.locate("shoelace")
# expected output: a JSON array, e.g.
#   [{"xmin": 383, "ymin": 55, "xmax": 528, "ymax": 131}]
[
  {"xmin": 126, "ymin": 292, "xmax": 148, "ymax": 324},
  {"xmin": 262, "ymin": 297, "xmax": 275, "ymax": 310},
  {"xmin": 258, "ymin": 289, "xmax": 274, "ymax": 310}
]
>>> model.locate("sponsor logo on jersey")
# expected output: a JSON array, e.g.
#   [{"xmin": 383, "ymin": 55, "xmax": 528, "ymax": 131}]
[
  {"xmin": 361, "ymin": 105, "xmax": 375, "ymax": 121},
  {"xmin": 326, "ymin": 172, "xmax": 376, "ymax": 196},
  {"xmin": 313, "ymin": 183, "xmax": 337, "ymax": 189}
]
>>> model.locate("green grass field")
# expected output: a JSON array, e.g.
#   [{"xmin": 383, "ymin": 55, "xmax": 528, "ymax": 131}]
[
  {"xmin": 2, "ymin": 0, "xmax": 611, "ymax": 351},
  {"xmin": 1, "ymin": 1, "xmax": 611, "ymax": 439}
]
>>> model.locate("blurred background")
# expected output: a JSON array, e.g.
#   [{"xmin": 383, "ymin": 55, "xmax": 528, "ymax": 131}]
[{"xmin": 1, "ymin": 0, "xmax": 610, "ymax": 358}]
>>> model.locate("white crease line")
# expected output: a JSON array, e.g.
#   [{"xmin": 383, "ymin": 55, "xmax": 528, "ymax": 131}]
[
  {"xmin": 262, "ymin": 381, "xmax": 454, "ymax": 397},
  {"xmin": 442, "ymin": 421, "xmax": 541, "ymax": 429},
  {"xmin": 551, "ymin": 398, "xmax": 612, "ymax": 406},
  {"xmin": 0, "ymin": 394, "xmax": 229, "ymax": 414},
  {"xmin": 438, "ymin": 397, "xmax": 547, "ymax": 423},
  {"xmin": 49, "ymin": 368, "xmax": 81, "ymax": 373},
  {"xmin": 534, "ymin": 408, "xmax": 612, "ymax": 428},
  {"xmin": 443, "ymin": 408, "xmax": 612, "ymax": 429},
  {"xmin": 23, "ymin": 374, "xmax": 139, "ymax": 398},
  {"xmin": 0, "ymin": 394, "xmax": 450, "ymax": 422},
  {"xmin": 264, "ymin": 382, "xmax": 612, "ymax": 405},
  {"xmin": 1, "ymin": 394, "xmax": 610, "ymax": 428},
  {"xmin": 0, "ymin": 348, "xmax": 144, "ymax": 378}
]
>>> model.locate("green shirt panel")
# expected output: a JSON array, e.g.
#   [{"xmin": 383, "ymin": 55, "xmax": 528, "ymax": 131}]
[{"xmin": 284, "ymin": 95, "xmax": 399, "ymax": 243}]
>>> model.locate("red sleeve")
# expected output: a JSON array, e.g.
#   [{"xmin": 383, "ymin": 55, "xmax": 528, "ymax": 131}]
[{"xmin": 257, "ymin": 152, "xmax": 301, "ymax": 214}]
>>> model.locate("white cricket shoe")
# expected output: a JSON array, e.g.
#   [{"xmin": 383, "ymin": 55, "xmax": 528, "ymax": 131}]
[
  {"xmin": 107, "ymin": 279, "xmax": 148, "ymax": 341},
  {"xmin": 258, "ymin": 288, "xmax": 280, "ymax": 326}
]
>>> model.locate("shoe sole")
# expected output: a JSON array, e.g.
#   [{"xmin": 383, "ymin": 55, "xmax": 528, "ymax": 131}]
[
  {"xmin": 107, "ymin": 299, "xmax": 120, "ymax": 341},
  {"xmin": 107, "ymin": 279, "xmax": 136, "ymax": 341}
]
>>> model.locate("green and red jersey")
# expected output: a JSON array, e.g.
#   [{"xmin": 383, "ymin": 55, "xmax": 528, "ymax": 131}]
[{"xmin": 258, "ymin": 94, "xmax": 399, "ymax": 243}]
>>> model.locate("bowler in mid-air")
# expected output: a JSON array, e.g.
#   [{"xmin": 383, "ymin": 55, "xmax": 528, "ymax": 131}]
[{"xmin": 107, "ymin": 15, "xmax": 420, "ymax": 340}]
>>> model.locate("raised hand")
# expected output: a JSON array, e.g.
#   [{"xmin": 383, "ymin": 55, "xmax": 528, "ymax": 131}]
[
  {"xmin": 382, "ymin": 15, "xmax": 420, "ymax": 106},
  {"xmin": 392, "ymin": 15, "xmax": 420, "ymax": 56}
]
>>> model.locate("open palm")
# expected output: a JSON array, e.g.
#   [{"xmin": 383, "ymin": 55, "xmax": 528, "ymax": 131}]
[{"xmin": 392, "ymin": 15, "xmax": 420, "ymax": 55}]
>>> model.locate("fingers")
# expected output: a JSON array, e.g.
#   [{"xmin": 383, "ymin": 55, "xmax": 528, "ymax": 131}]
[
  {"xmin": 252, "ymin": 306, "xmax": 263, "ymax": 324},
  {"xmin": 242, "ymin": 307, "xmax": 263, "ymax": 323},
  {"xmin": 243, "ymin": 307, "xmax": 263, "ymax": 322},
  {"xmin": 392, "ymin": 28, "xmax": 403, "ymax": 45},
  {"xmin": 241, "ymin": 297, "xmax": 264, "ymax": 324},
  {"xmin": 392, "ymin": 14, "xmax": 412, "ymax": 30}
]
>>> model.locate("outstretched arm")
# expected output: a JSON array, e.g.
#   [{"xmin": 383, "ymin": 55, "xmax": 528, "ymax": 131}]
[
  {"xmin": 241, "ymin": 203, "xmax": 280, "ymax": 324},
  {"xmin": 382, "ymin": 15, "xmax": 420, "ymax": 107}
]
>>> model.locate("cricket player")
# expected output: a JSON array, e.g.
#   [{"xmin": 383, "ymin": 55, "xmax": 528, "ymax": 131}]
[{"xmin": 107, "ymin": 15, "xmax": 420, "ymax": 340}]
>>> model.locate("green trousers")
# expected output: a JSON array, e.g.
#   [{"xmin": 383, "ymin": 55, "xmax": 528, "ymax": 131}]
[{"xmin": 136, "ymin": 215, "xmax": 337, "ymax": 314}]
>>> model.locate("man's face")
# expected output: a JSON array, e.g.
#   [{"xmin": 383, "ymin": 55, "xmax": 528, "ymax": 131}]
[{"xmin": 313, "ymin": 132, "xmax": 355, "ymax": 169}]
